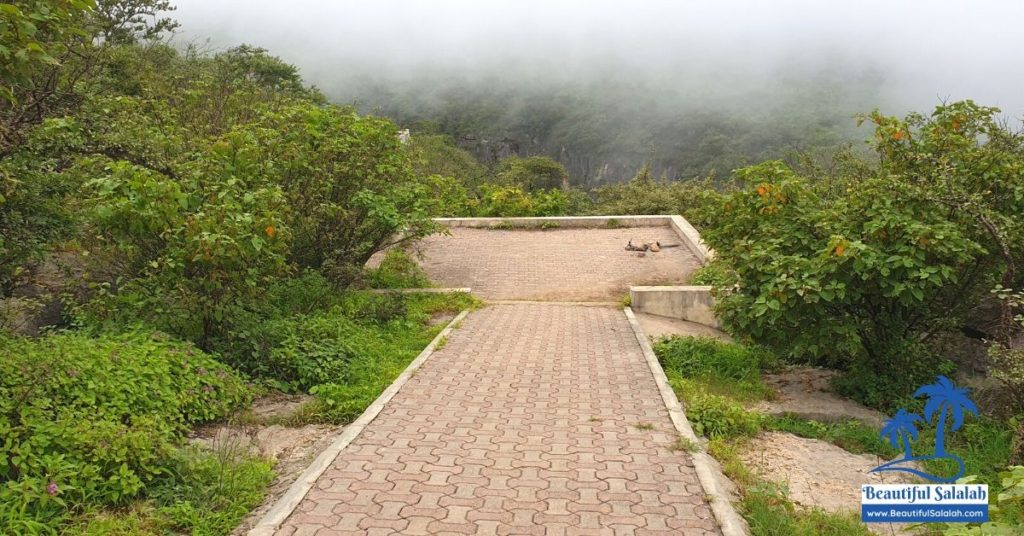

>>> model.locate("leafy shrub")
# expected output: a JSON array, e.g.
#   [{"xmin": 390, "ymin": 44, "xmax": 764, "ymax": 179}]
[
  {"xmin": 420, "ymin": 174, "xmax": 474, "ymax": 217},
  {"xmin": 701, "ymin": 103, "xmax": 1023, "ymax": 408},
  {"xmin": 243, "ymin": 104, "xmax": 440, "ymax": 283},
  {"xmin": 942, "ymin": 466, "xmax": 1024, "ymax": 534},
  {"xmin": 494, "ymin": 155, "xmax": 568, "ymax": 191},
  {"xmin": 0, "ymin": 153, "xmax": 73, "ymax": 296},
  {"xmin": 831, "ymin": 339, "xmax": 955, "ymax": 412},
  {"xmin": 81, "ymin": 155, "xmax": 292, "ymax": 349},
  {"xmin": 147, "ymin": 445, "xmax": 272, "ymax": 535},
  {"xmin": 475, "ymin": 184, "xmax": 568, "ymax": 217},
  {"xmin": 368, "ymin": 250, "xmax": 433, "ymax": 289},
  {"xmin": 259, "ymin": 270, "xmax": 339, "ymax": 317},
  {"xmin": 0, "ymin": 331, "xmax": 251, "ymax": 530},
  {"xmin": 216, "ymin": 291, "xmax": 472, "ymax": 392},
  {"xmin": 988, "ymin": 287, "xmax": 1024, "ymax": 419},
  {"xmin": 689, "ymin": 260, "xmax": 736, "ymax": 288},
  {"xmin": 308, "ymin": 382, "xmax": 383, "ymax": 424},
  {"xmin": 404, "ymin": 134, "xmax": 488, "ymax": 190},
  {"xmin": 588, "ymin": 166, "xmax": 722, "ymax": 229},
  {"xmin": 263, "ymin": 311, "xmax": 376, "ymax": 388}
]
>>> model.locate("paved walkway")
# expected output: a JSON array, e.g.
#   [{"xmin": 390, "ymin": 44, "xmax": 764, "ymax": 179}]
[
  {"xmin": 409, "ymin": 228, "xmax": 700, "ymax": 301},
  {"xmin": 276, "ymin": 304, "xmax": 720, "ymax": 535}
]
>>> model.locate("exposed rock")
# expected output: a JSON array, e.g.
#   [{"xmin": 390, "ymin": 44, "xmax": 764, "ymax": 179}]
[
  {"xmin": 750, "ymin": 367, "xmax": 887, "ymax": 426},
  {"xmin": 741, "ymin": 432, "xmax": 917, "ymax": 534}
]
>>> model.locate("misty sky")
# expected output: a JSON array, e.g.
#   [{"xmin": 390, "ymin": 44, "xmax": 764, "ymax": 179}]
[{"xmin": 170, "ymin": 0, "xmax": 1024, "ymax": 115}]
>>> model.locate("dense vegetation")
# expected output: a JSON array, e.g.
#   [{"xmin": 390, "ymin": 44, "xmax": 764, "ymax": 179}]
[
  {"xmin": 343, "ymin": 64, "xmax": 882, "ymax": 186},
  {"xmin": 655, "ymin": 336, "xmax": 1023, "ymax": 534},
  {"xmin": 0, "ymin": 1, "xmax": 476, "ymax": 532},
  {"xmin": 2, "ymin": 1, "xmax": 1023, "ymax": 534}
]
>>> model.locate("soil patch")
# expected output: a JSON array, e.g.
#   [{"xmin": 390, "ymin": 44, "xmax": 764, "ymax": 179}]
[
  {"xmin": 741, "ymin": 432, "xmax": 917, "ymax": 534},
  {"xmin": 187, "ymin": 395, "xmax": 343, "ymax": 535},
  {"xmin": 751, "ymin": 366, "xmax": 887, "ymax": 426}
]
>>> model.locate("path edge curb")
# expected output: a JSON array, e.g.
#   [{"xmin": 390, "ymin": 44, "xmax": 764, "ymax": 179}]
[
  {"xmin": 247, "ymin": 309, "xmax": 472, "ymax": 536},
  {"xmin": 623, "ymin": 306, "xmax": 751, "ymax": 536}
]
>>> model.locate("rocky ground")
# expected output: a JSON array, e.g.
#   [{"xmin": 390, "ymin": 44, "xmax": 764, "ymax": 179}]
[{"xmin": 188, "ymin": 394, "xmax": 343, "ymax": 536}]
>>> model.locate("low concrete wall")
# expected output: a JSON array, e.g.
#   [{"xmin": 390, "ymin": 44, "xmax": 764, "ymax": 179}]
[
  {"xmin": 369, "ymin": 288, "xmax": 472, "ymax": 294},
  {"xmin": 669, "ymin": 215, "xmax": 713, "ymax": 264},
  {"xmin": 433, "ymin": 215, "xmax": 713, "ymax": 264},
  {"xmin": 434, "ymin": 215, "xmax": 669, "ymax": 228},
  {"xmin": 629, "ymin": 285, "xmax": 721, "ymax": 329}
]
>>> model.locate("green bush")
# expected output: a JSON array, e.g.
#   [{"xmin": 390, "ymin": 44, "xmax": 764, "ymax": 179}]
[
  {"xmin": 689, "ymin": 260, "xmax": 736, "ymax": 288},
  {"xmin": 494, "ymin": 155, "xmax": 568, "ymax": 191},
  {"xmin": 0, "ymin": 155, "xmax": 72, "ymax": 296},
  {"xmin": 0, "ymin": 331, "xmax": 251, "ymax": 530},
  {"xmin": 81, "ymin": 155, "xmax": 292, "ymax": 349},
  {"xmin": 942, "ymin": 466, "xmax": 1024, "ymax": 534},
  {"xmin": 830, "ymin": 339, "xmax": 954, "ymax": 412},
  {"xmin": 263, "ymin": 310, "xmax": 382, "ymax": 389},
  {"xmin": 242, "ymin": 104, "xmax": 439, "ymax": 282},
  {"xmin": 404, "ymin": 134, "xmax": 488, "ymax": 190},
  {"xmin": 147, "ymin": 446, "xmax": 272, "ymax": 535},
  {"xmin": 474, "ymin": 184, "xmax": 568, "ymax": 217},
  {"xmin": 368, "ymin": 250, "xmax": 433, "ymax": 289},
  {"xmin": 214, "ymin": 291, "xmax": 474, "ymax": 393},
  {"xmin": 588, "ymin": 166, "xmax": 722, "ymax": 229},
  {"xmin": 701, "ymin": 103, "xmax": 1023, "ymax": 408}
]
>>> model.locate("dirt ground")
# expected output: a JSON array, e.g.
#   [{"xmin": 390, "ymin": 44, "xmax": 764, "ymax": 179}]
[
  {"xmin": 188, "ymin": 395, "xmax": 343, "ymax": 536},
  {"xmin": 750, "ymin": 366, "xmax": 887, "ymax": 426},
  {"xmin": 740, "ymin": 432, "xmax": 916, "ymax": 534},
  {"xmin": 740, "ymin": 432, "xmax": 915, "ymax": 512},
  {"xmin": 740, "ymin": 368, "xmax": 918, "ymax": 534}
]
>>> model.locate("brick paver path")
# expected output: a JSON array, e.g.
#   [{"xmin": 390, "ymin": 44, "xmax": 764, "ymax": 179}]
[
  {"xmin": 276, "ymin": 304, "xmax": 720, "ymax": 535},
  {"xmin": 409, "ymin": 228, "xmax": 700, "ymax": 301}
]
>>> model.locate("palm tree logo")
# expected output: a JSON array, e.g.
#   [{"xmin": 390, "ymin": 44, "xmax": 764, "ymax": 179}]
[
  {"xmin": 880, "ymin": 409, "xmax": 922, "ymax": 459},
  {"xmin": 870, "ymin": 376, "xmax": 978, "ymax": 483}
]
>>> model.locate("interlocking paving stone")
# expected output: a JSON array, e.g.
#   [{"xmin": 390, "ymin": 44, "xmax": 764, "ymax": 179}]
[
  {"xmin": 409, "ymin": 227, "xmax": 700, "ymax": 301},
  {"xmin": 276, "ymin": 304, "xmax": 720, "ymax": 535}
]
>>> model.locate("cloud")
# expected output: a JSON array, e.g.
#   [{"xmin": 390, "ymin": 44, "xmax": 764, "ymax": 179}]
[{"xmin": 169, "ymin": 0, "xmax": 1024, "ymax": 114}]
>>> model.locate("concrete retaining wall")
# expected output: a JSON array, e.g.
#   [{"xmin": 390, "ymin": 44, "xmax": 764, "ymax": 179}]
[
  {"xmin": 433, "ymin": 215, "xmax": 713, "ymax": 264},
  {"xmin": 629, "ymin": 285, "xmax": 721, "ymax": 329}
]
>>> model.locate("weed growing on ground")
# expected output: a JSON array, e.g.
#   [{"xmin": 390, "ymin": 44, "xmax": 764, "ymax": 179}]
[
  {"xmin": 671, "ymin": 436, "xmax": 701, "ymax": 453},
  {"xmin": 764, "ymin": 414, "xmax": 897, "ymax": 458},
  {"xmin": 655, "ymin": 336, "xmax": 876, "ymax": 534},
  {"xmin": 367, "ymin": 250, "xmax": 434, "ymax": 289},
  {"xmin": 62, "ymin": 444, "xmax": 272, "ymax": 536}
]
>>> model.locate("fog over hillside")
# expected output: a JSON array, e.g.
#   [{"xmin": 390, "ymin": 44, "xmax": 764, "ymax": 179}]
[{"xmin": 168, "ymin": 1, "xmax": 1024, "ymax": 182}]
